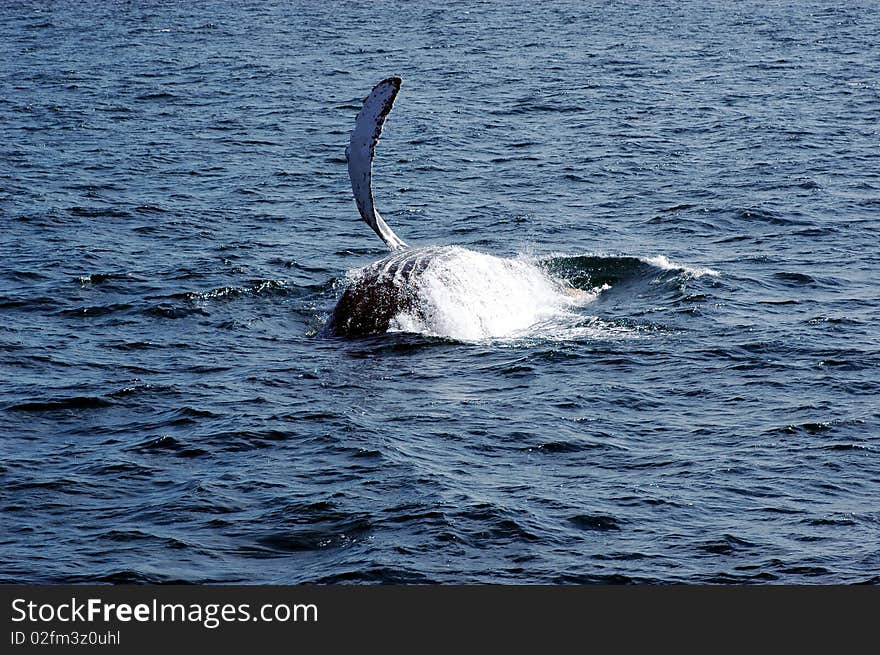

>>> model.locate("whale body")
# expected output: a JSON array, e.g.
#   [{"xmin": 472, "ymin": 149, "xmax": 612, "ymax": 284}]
[
  {"xmin": 327, "ymin": 245, "xmax": 454, "ymax": 336},
  {"xmin": 325, "ymin": 76, "xmax": 447, "ymax": 337},
  {"xmin": 325, "ymin": 77, "xmax": 582, "ymax": 339}
]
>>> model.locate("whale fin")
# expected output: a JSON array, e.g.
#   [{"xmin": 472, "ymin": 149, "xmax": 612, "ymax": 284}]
[{"xmin": 346, "ymin": 77, "xmax": 409, "ymax": 251}]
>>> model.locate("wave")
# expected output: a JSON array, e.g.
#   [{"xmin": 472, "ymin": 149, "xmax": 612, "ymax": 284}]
[
  {"xmin": 640, "ymin": 255, "xmax": 720, "ymax": 279},
  {"xmin": 335, "ymin": 248, "xmax": 717, "ymax": 343}
]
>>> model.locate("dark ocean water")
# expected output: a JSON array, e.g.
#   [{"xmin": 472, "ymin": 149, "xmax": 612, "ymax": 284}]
[{"xmin": 1, "ymin": 0, "xmax": 878, "ymax": 584}]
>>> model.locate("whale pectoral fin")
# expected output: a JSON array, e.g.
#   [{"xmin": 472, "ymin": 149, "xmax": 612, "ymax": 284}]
[
  {"xmin": 347, "ymin": 77, "xmax": 409, "ymax": 251},
  {"xmin": 349, "ymin": 77, "xmax": 401, "ymax": 167}
]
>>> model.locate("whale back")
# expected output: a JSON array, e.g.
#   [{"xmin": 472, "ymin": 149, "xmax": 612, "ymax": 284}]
[{"xmin": 327, "ymin": 246, "xmax": 454, "ymax": 336}]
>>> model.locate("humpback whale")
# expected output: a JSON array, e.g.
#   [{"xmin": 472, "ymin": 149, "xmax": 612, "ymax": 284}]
[
  {"xmin": 325, "ymin": 77, "xmax": 456, "ymax": 337},
  {"xmin": 325, "ymin": 77, "xmax": 582, "ymax": 338}
]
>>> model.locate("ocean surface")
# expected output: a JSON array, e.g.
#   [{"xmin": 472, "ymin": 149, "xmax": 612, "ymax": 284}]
[{"xmin": 1, "ymin": 0, "xmax": 878, "ymax": 584}]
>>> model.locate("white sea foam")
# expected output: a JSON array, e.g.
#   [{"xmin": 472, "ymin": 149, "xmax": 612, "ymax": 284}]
[
  {"xmin": 642, "ymin": 255, "xmax": 720, "ymax": 278},
  {"xmin": 387, "ymin": 247, "xmax": 597, "ymax": 342}
]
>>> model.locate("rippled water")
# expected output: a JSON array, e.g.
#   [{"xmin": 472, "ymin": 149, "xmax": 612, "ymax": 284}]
[{"xmin": 1, "ymin": 1, "xmax": 878, "ymax": 584}]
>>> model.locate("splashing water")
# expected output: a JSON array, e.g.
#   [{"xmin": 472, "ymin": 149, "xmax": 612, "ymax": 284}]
[{"xmin": 386, "ymin": 247, "xmax": 597, "ymax": 341}]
